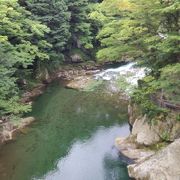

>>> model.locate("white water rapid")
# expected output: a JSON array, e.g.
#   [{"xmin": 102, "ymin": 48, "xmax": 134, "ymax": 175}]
[{"xmin": 94, "ymin": 62, "xmax": 147, "ymax": 94}]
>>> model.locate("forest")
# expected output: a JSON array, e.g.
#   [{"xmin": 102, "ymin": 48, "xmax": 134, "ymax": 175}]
[
  {"xmin": 0, "ymin": 0, "xmax": 179, "ymax": 121},
  {"xmin": 0, "ymin": 1, "xmax": 180, "ymax": 180}
]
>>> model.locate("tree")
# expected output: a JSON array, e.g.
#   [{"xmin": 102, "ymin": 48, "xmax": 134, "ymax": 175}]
[
  {"xmin": 92, "ymin": 0, "xmax": 180, "ymax": 68},
  {"xmin": 91, "ymin": 0, "xmax": 180, "ymax": 119},
  {"xmin": 66, "ymin": 0, "xmax": 94, "ymax": 50},
  {"xmin": 90, "ymin": 0, "xmax": 139, "ymax": 62},
  {"xmin": 23, "ymin": 0, "xmax": 71, "ymax": 62},
  {"xmin": 0, "ymin": 0, "xmax": 49, "ymax": 118}
]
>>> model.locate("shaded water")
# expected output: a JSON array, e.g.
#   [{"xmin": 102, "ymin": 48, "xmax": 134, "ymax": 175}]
[{"xmin": 0, "ymin": 81, "xmax": 130, "ymax": 180}]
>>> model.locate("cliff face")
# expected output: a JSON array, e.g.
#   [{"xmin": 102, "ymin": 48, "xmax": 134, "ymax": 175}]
[
  {"xmin": 128, "ymin": 139, "xmax": 180, "ymax": 180},
  {"xmin": 128, "ymin": 104, "xmax": 180, "ymax": 146},
  {"xmin": 116, "ymin": 103, "xmax": 180, "ymax": 180}
]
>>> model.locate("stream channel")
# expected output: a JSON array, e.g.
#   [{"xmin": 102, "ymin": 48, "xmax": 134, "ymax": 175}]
[{"xmin": 0, "ymin": 63, "xmax": 138, "ymax": 180}]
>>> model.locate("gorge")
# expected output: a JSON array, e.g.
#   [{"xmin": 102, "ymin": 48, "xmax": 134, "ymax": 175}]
[{"xmin": 0, "ymin": 0, "xmax": 179, "ymax": 179}]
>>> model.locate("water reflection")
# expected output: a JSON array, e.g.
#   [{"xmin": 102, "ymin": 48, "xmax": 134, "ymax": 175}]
[
  {"xmin": 0, "ymin": 83, "xmax": 130, "ymax": 180},
  {"xmin": 40, "ymin": 125, "xmax": 130, "ymax": 180}
]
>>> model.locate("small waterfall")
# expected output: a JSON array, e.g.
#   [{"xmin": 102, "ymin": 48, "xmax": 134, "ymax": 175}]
[{"xmin": 94, "ymin": 62, "xmax": 146, "ymax": 94}]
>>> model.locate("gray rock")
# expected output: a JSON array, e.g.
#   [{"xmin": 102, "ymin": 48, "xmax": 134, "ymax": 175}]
[
  {"xmin": 0, "ymin": 117, "xmax": 35, "ymax": 144},
  {"xmin": 128, "ymin": 104, "xmax": 141, "ymax": 126},
  {"xmin": 128, "ymin": 138, "xmax": 180, "ymax": 180},
  {"xmin": 132, "ymin": 115, "xmax": 161, "ymax": 145},
  {"xmin": 66, "ymin": 76, "xmax": 92, "ymax": 90},
  {"xmin": 130, "ymin": 113, "xmax": 180, "ymax": 146},
  {"xmin": 18, "ymin": 117, "xmax": 35, "ymax": 128},
  {"xmin": 70, "ymin": 54, "xmax": 83, "ymax": 63},
  {"xmin": 115, "ymin": 137, "xmax": 155, "ymax": 163}
]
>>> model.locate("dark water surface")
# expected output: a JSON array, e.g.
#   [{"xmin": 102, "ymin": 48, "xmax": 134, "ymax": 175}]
[{"xmin": 0, "ymin": 81, "xmax": 130, "ymax": 180}]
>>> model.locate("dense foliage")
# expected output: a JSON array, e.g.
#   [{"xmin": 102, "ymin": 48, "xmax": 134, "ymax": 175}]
[
  {"xmin": 0, "ymin": 0, "xmax": 50, "ymax": 118},
  {"xmin": 22, "ymin": 0, "xmax": 70, "ymax": 62},
  {"xmin": 0, "ymin": 0, "xmax": 97, "ymax": 119},
  {"xmin": 0, "ymin": 0, "xmax": 179, "ymax": 120},
  {"xmin": 91, "ymin": 0, "xmax": 179, "ymax": 66}
]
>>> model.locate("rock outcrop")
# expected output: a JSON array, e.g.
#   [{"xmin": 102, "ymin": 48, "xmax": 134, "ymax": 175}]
[
  {"xmin": 128, "ymin": 104, "xmax": 180, "ymax": 146},
  {"xmin": 128, "ymin": 138, "xmax": 180, "ymax": 180},
  {"xmin": 0, "ymin": 117, "xmax": 35, "ymax": 144},
  {"xmin": 66, "ymin": 76, "xmax": 93, "ymax": 90},
  {"xmin": 131, "ymin": 115, "xmax": 161, "ymax": 146},
  {"xmin": 115, "ymin": 137, "xmax": 155, "ymax": 163},
  {"xmin": 116, "ymin": 103, "xmax": 180, "ymax": 180},
  {"xmin": 21, "ymin": 84, "xmax": 45, "ymax": 104}
]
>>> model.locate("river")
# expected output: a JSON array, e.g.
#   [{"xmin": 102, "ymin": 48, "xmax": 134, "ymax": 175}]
[{"xmin": 0, "ymin": 80, "xmax": 130, "ymax": 180}]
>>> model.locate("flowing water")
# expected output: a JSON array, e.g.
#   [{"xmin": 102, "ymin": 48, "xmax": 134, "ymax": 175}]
[
  {"xmin": 94, "ymin": 62, "xmax": 146, "ymax": 94},
  {"xmin": 94, "ymin": 62, "xmax": 146, "ymax": 84},
  {"xmin": 0, "ymin": 81, "xmax": 130, "ymax": 180}
]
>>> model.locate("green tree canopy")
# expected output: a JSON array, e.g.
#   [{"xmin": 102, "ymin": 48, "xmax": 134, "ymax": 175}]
[
  {"xmin": 92, "ymin": 0, "xmax": 180, "ymax": 69},
  {"xmin": 23, "ymin": 0, "xmax": 71, "ymax": 61},
  {"xmin": 0, "ymin": 0, "xmax": 49, "ymax": 117}
]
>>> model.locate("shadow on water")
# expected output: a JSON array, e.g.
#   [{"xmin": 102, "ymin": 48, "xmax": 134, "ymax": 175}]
[{"xmin": 0, "ymin": 81, "xmax": 131, "ymax": 180}]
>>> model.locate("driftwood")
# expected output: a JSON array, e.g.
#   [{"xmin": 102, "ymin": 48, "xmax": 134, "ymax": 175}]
[
  {"xmin": 151, "ymin": 92, "xmax": 180, "ymax": 111},
  {"xmin": 160, "ymin": 100, "xmax": 180, "ymax": 111}
]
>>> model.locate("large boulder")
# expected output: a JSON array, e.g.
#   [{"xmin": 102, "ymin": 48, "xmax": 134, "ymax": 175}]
[
  {"xmin": 132, "ymin": 115, "xmax": 161, "ymax": 146},
  {"xmin": 130, "ymin": 114, "xmax": 180, "ymax": 146},
  {"xmin": 0, "ymin": 117, "xmax": 35, "ymax": 144},
  {"xmin": 70, "ymin": 54, "xmax": 83, "ymax": 63},
  {"xmin": 128, "ymin": 104, "xmax": 180, "ymax": 146},
  {"xmin": 128, "ymin": 138, "xmax": 180, "ymax": 180}
]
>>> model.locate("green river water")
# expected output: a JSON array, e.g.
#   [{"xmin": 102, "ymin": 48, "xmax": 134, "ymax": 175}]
[{"xmin": 0, "ymin": 81, "xmax": 130, "ymax": 180}]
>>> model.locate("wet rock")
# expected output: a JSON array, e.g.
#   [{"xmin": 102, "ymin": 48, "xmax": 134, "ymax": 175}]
[
  {"xmin": 66, "ymin": 76, "xmax": 92, "ymax": 90},
  {"xmin": 86, "ymin": 70, "xmax": 100, "ymax": 75},
  {"xmin": 17, "ymin": 79, "xmax": 27, "ymax": 86},
  {"xmin": 18, "ymin": 117, "xmax": 35, "ymax": 129},
  {"xmin": 128, "ymin": 138, "xmax": 180, "ymax": 180},
  {"xmin": 0, "ymin": 117, "xmax": 35, "ymax": 144},
  {"xmin": 44, "ymin": 68, "xmax": 51, "ymax": 83},
  {"xmin": 1, "ymin": 122, "xmax": 17, "ymax": 142},
  {"xmin": 21, "ymin": 85, "xmax": 45, "ymax": 103},
  {"xmin": 115, "ymin": 137, "xmax": 155, "ymax": 163}
]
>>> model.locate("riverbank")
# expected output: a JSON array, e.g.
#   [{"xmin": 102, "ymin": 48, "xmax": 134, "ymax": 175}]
[
  {"xmin": 0, "ymin": 117, "xmax": 35, "ymax": 145},
  {"xmin": 1, "ymin": 61, "xmax": 179, "ymax": 180},
  {"xmin": 116, "ymin": 136, "xmax": 180, "ymax": 179},
  {"xmin": 0, "ymin": 77, "xmax": 130, "ymax": 180},
  {"xmin": 115, "ymin": 103, "xmax": 180, "ymax": 179},
  {"xmin": 86, "ymin": 63, "xmax": 180, "ymax": 179},
  {"xmin": 0, "ymin": 62, "xmax": 107, "ymax": 145}
]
